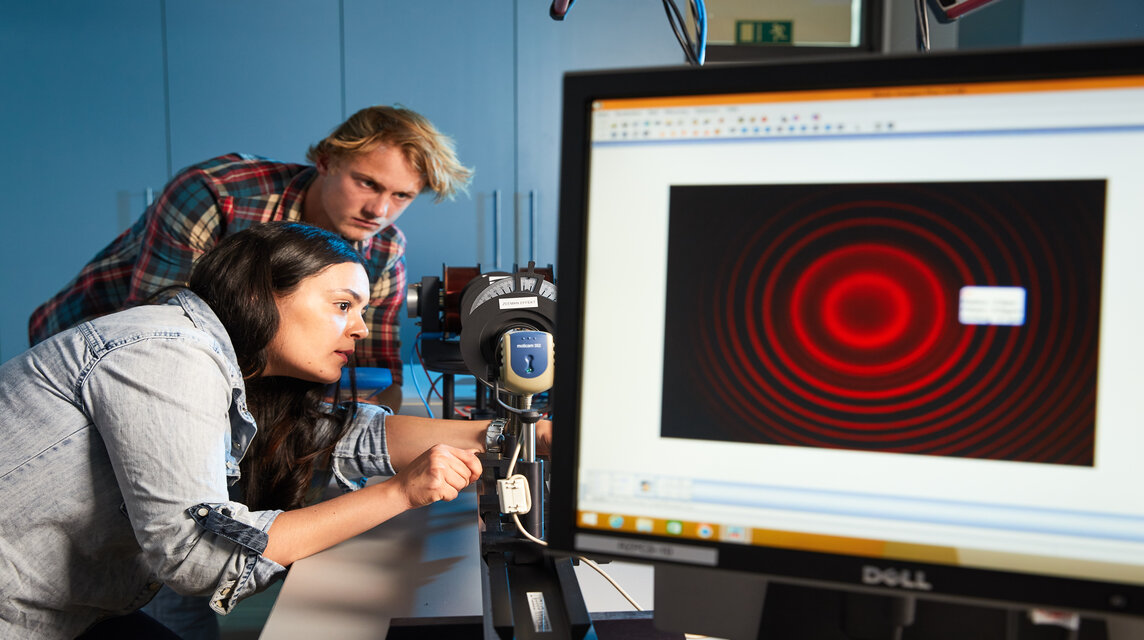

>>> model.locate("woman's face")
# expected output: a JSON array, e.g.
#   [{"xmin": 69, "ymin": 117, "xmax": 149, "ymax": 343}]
[{"xmin": 262, "ymin": 261, "xmax": 371, "ymax": 383}]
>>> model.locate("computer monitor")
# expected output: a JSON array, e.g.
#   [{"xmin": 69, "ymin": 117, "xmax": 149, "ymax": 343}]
[{"xmin": 549, "ymin": 41, "xmax": 1144, "ymax": 638}]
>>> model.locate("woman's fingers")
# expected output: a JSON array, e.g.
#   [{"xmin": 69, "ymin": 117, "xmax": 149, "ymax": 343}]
[{"xmin": 399, "ymin": 444, "xmax": 484, "ymax": 508}]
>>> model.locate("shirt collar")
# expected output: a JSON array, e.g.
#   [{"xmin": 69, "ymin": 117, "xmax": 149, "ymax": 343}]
[
  {"xmin": 280, "ymin": 167, "xmax": 316, "ymax": 223},
  {"xmin": 169, "ymin": 289, "xmax": 244, "ymax": 388}
]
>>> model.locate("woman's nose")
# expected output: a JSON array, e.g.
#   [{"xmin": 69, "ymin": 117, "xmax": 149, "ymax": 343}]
[{"xmin": 349, "ymin": 313, "xmax": 369, "ymax": 339}]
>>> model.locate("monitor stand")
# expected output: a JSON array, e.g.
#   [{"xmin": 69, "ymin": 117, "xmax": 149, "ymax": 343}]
[
  {"xmin": 652, "ymin": 564, "xmax": 1142, "ymax": 640},
  {"xmin": 1105, "ymin": 617, "xmax": 1144, "ymax": 640},
  {"xmin": 653, "ymin": 564, "xmax": 770, "ymax": 639}
]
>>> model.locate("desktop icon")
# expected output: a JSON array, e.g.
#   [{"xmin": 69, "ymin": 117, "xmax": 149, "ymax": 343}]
[
  {"xmin": 666, "ymin": 520, "xmax": 684, "ymax": 535},
  {"xmin": 697, "ymin": 523, "xmax": 715, "ymax": 539},
  {"xmin": 608, "ymin": 515, "xmax": 625, "ymax": 529},
  {"xmin": 636, "ymin": 518, "xmax": 654, "ymax": 533},
  {"xmin": 580, "ymin": 512, "xmax": 598, "ymax": 526},
  {"xmin": 722, "ymin": 525, "xmax": 750, "ymax": 543}
]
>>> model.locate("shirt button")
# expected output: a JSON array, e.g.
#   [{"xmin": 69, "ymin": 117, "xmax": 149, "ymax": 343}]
[
  {"xmin": 148, "ymin": 582, "xmax": 161, "ymax": 591},
  {"xmin": 198, "ymin": 507, "xmax": 209, "ymax": 517}
]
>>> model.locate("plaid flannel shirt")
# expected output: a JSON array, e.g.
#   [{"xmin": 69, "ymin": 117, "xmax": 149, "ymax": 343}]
[{"xmin": 29, "ymin": 153, "xmax": 405, "ymax": 383}]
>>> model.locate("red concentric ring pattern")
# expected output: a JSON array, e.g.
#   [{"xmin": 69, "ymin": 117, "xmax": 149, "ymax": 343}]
[{"xmin": 660, "ymin": 181, "xmax": 1105, "ymax": 466}]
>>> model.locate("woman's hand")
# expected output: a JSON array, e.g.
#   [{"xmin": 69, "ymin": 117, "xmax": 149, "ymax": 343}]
[
  {"xmin": 264, "ymin": 445, "xmax": 481, "ymax": 568},
  {"xmin": 392, "ymin": 443, "xmax": 483, "ymax": 509}
]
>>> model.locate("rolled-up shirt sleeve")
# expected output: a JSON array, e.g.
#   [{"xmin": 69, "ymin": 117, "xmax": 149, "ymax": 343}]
[
  {"xmin": 330, "ymin": 402, "xmax": 398, "ymax": 492},
  {"xmin": 81, "ymin": 334, "xmax": 285, "ymax": 613}
]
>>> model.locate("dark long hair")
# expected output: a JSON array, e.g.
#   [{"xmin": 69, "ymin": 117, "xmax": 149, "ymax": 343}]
[{"xmin": 187, "ymin": 221, "xmax": 367, "ymax": 510}]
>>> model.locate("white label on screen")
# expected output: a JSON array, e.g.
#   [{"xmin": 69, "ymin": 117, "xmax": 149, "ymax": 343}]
[
  {"xmin": 959, "ymin": 286, "xmax": 1027, "ymax": 326},
  {"xmin": 576, "ymin": 533, "xmax": 718, "ymax": 565}
]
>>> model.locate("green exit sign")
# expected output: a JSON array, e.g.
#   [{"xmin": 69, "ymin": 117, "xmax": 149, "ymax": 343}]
[{"xmin": 735, "ymin": 20, "xmax": 794, "ymax": 45}]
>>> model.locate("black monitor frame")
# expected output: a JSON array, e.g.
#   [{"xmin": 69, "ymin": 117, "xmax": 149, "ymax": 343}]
[{"xmin": 549, "ymin": 40, "xmax": 1144, "ymax": 626}]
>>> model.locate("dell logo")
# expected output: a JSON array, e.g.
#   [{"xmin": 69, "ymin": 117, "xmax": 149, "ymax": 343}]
[{"xmin": 862, "ymin": 565, "xmax": 934, "ymax": 591}]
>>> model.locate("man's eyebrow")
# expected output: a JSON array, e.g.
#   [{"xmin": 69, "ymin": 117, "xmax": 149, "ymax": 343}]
[{"xmin": 352, "ymin": 170, "xmax": 421, "ymax": 194}]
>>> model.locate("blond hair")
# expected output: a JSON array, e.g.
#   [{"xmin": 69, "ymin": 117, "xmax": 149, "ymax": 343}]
[{"xmin": 306, "ymin": 105, "xmax": 473, "ymax": 202}]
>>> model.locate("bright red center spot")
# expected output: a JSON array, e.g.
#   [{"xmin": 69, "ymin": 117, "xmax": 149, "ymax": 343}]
[{"xmin": 823, "ymin": 273, "xmax": 911, "ymax": 348}]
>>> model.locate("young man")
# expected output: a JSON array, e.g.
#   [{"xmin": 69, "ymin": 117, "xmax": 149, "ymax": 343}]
[{"xmin": 28, "ymin": 105, "xmax": 472, "ymax": 412}]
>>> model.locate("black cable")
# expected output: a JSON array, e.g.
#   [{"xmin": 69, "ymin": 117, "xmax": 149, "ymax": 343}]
[
  {"xmin": 662, "ymin": 0, "xmax": 699, "ymax": 65},
  {"xmin": 662, "ymin": 0, "xmax": 694, "ymax": 64},
  {"xmin": 685, "ymin": 0, "xmax": 703, "ymax": 63},
  {"xmin": 551, "ymin": 0, "xmax": 704, "ymax": 65}
]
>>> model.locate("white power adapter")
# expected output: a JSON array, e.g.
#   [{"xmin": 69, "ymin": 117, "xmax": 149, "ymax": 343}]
[{"xmin": 497, "ymin": 475, "xmax": 533, "ymax": 514}]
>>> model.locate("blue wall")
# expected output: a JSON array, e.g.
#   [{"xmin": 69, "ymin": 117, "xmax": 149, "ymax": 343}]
[
  {"xmin": 958, "ymin": 0, "xmax": 1144, "ymax": 49},
  {"xmin": 0, "ymin": 0, "xmax": 682, "ymax": 365},
  {"xmin": 1024, "ymin": 0, "xmax": 1144, "ymax": 45},
  {"xmin": 1, "ymin": 0, "xmax": 1141, "ymax": 367}
]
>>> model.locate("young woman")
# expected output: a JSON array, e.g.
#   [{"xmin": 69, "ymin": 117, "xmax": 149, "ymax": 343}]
[{"xmin": 0, "ymin": 222, "xmax": 545, "ymax": 638}]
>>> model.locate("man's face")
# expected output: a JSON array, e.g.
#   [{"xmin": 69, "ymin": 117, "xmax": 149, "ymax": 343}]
[
  {"xmin": 263, "ymin": 261, "xmax": 371, "ymax": 383},
  {"xmin": 308, "ymin": 145, "xmax": 425, "ymax": 243}
]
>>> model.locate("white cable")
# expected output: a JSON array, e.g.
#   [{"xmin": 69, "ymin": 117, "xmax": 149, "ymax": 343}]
[
  {"xmin": 500, "ymin": 440, "xmax": 646, "ymax": 613},
  {"xmin": 511, "ymin": 512, "xmax": 548, "ymax": 546},
  {"xmin": 576, "ymin": 555, "xmax": 644, "ymax": 612},
  {"xmin": 507, "ymin": 512, "xmax": 646, "ymax": 613},
  {"xmin": 506, "ymin": 441, "xmax": 522, "ymax": 477},
  {"xmin": 915, "ymin": 0, "xmax": 931, "ymax": 51}
]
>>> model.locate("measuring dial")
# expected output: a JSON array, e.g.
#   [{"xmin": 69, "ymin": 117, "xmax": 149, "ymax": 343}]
[
  {"xmin": 468, "ymin": 275, "xmax": 557, "ymax": 315},
  {"xmin": 458, "ymin": 266, "xmax": 557, "ymax": 385}
]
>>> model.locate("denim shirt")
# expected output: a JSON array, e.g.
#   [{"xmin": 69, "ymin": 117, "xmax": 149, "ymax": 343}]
[{"xmin": 0, "ymin": 290, "xmax": 397, "ymax": 639}]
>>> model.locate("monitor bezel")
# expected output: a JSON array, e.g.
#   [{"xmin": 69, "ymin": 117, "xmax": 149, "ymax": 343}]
[{"xmin": 549, "ymin": 40, "xmax": 1144, "ymax": 620}]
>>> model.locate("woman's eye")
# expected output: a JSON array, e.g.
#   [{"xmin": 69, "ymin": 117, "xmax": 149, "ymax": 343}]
[{"xmin": 337, "ymin": 302, "xmax": 351, "ymax": 311}]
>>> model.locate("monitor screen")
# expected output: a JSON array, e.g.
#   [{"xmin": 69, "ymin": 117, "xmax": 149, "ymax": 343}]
[{"xmin": 549, "ymin": 41, "xmax": 1144, "ymax": 626}]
